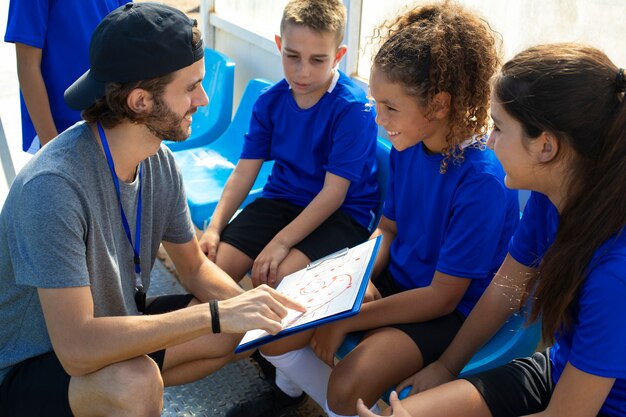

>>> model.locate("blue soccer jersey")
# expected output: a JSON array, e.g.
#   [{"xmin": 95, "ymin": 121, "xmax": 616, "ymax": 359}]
[
  {"xmin": 4, "ymin": 0, "xmax": 127, "ymax": 151},
  {"xmin": 384, "ymin": 142, "xmax": 519, "ymax": 316},
  {"xmin": 509, "ymin": 192, "xmax": 626, "ymax": 416},
  {"xmin": 241, "ymin": 70, "xmax": 379, "ymax": 230}
]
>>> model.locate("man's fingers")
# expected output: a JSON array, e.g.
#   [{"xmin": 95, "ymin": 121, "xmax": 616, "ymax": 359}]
[{"xmin": 260, "ymin": 285, "xmax": 306, "ymax": 313}]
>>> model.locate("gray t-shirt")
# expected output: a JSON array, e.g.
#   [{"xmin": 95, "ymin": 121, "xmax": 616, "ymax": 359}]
[{"xmin": 0, "ymin": 122, "xmax": 195, "ymax": 374}]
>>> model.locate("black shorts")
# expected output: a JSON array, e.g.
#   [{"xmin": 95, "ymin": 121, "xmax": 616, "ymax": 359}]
[
  {"xmin": 220, "ymin": 198, "xmax": 370, "ymax": 262},
  {"xmin": 372, "ymin": 269, "xmax": 465, "ymax": 366},
  {"xmin": 463, "ymin": 349, "xmax": 609, "ymax": 417},
  {"xmin": 0, "ymin": 294, "xmax": 193, "ymax": 417}
]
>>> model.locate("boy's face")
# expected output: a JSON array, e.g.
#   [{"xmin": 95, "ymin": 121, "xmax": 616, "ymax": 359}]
[{"xmin": 275, "ymin": 24, "xmax": 346, "ymax": 106}]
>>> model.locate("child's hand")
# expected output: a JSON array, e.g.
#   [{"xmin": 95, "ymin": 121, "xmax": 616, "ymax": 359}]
[
  {"xmin": 251, "ymin": 240, "xmax": 290, "ymax": 287},
  {"xmin": 396, "ymin": 360, "xmax": 455, "ymax": 396},
  {"xmin": 364, "ymin": 280, "xmax": 382, "ymax": 302},
  {"xmin": 199, "ymin": 227, "xmax": 221, "ymax": 262},
  {"xmin": 310, "ymin": 321, "xmax": 348, "ymax": 367}
]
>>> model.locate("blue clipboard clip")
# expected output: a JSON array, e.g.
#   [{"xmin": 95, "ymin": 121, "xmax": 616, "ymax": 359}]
[{"xmin": 306, "ymin": 247, "xmax": 349, "ymax": 270}]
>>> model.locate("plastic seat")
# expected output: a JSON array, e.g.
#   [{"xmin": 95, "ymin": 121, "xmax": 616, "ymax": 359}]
[
  {"xmin": 174, "ymin": 78, "xmax": 274, "ymax": 230},
  {"xmin": 164, "ymin": 48, "xmax": 235, "ymax": 152}
]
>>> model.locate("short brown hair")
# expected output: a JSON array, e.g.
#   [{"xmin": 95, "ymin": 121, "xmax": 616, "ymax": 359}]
[
  {"xmin": 280, "ymin": 0, "xmax": 346, "ymax": 45},
  {"xmin": 82, "ymin": 26, "xmax": 202, "ymax": 128}
]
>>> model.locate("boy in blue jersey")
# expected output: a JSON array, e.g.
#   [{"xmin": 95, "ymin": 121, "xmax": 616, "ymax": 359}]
[
  {"xmin": 200, "ymin": 0, "xmax": 378, "ymax": 290},
  {"xmin": 4, "ymin": 0, "xmax": 128, "ymax": 152}
]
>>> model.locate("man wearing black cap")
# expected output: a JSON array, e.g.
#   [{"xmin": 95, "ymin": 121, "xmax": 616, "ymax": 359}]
[{"xmin": 0, "ymin": 3, "xmax": 304, "ymax": 416}]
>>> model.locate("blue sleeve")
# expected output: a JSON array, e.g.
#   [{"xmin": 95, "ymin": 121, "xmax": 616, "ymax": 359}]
[
  {"xmin": 437, "ymin": 174, "xmax": 510, "ymax": 278},
  {"xmin": 4, "ymin": 0, "xmax": 48, "ymax": 48},
  {"xmin": 382, "ymin": 149, "xmax": 397, "ymax": 222},
  {"xmin": 509, "ymin": 192, "xmax": 548, "ymax": 268},
  {"xmin": 325, "ymin": 102, "xmax": 377, "ymax": 182},
  {"xmin": 241, "ymin": 97, "xmax": 272, "ymax": 160},
  {"xmin": 569, "ymin": 258, "xmax": 626, "ymax": 379},
  {"xmin": 12, "ymin": 175, "xmax": 89, "ymax": 288}
]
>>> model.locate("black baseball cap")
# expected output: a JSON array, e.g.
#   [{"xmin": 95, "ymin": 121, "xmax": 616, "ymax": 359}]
[{"xmin": 64, "ymin": 2, "xmax": 204, "ymax": 110}]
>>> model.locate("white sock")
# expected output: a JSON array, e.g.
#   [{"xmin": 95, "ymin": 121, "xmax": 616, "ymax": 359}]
[
  {"xmin": 275, "ymin": 368, "xmax": 303, "ymax": 398},
  {"xmin": 325, "ymin": 399, "xmax": 381, "ymax": 417},
  {"xmin": 262, "ymin": 347, "xmax": 331, "ymax": 408}
]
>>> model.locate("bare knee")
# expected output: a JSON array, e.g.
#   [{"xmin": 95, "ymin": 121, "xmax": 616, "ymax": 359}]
[
  {"xmin": 71, "ymin": 356, "xmax": 163, "ymax": 417},
  {"xmin": 215, "ymin": 242, "xmax": 253, "ymax": 282},
  {"xmin": 327, "ymin": 361, "xmax": 365, "ymax": 414}
]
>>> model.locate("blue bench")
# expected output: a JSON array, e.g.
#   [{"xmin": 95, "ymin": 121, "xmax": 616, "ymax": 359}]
[
  {"xmin": 174, "ymin": 79, "xmax": 274, "ymax": 230},
  {"xmin": 165, "ymin": 48, "xmax": 235, "ymax": 152}
]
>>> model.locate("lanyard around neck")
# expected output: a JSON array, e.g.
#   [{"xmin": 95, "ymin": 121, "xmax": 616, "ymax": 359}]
[{"xmin": 97, "ymin": 123, "xmax": 143, "ymax": 290}]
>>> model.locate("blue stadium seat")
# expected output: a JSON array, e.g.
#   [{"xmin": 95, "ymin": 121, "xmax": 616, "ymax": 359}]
[
  {"xmin": 165, "ymin": 48, "xmax": 235, "ymax": 152},
  {"xmin": 174, "ymin": 78, "xmax": 274, "ymax": 230}
]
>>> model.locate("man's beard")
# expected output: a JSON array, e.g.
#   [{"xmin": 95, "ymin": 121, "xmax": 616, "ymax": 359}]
[{"xmin": 145, "ymin": 96, "xmax": 194, "ymax": 143}]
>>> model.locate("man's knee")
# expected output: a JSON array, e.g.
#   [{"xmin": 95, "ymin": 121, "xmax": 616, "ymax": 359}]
[{"xmin": 70, "ymin": 356, "xmax": 163, "ymax": 417}]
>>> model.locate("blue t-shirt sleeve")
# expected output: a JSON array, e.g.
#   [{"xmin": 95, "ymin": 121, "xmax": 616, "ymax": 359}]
[
  {"xmin": 509, "ymin": 192, "xmax": 545, "ymax": 268},
  {"xmin": 5, "ymin": 0, "xmax": 48, "ymax": 48},
  {"xmin": 437, "ymin": 175, "xmax": 509, "ymax": 278},
  {"xmin": 325, "ymin": 102, "xmax": 377, "ymax": 182},
  {"xmin": 241, "ymin": 95, "xmax": 272, "ymax": 160},
  {"xmin": 569, "ymin": 259, "xmax": 626, "ymax": 378},
  {"xmin": 12, "ymin": 175, "xmax": 89, "ymax": 288}
]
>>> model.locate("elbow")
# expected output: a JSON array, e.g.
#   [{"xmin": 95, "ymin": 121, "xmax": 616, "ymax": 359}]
[
  {"xmin": 433, "ymin": 295, "xmax": 463, "ymax": 317},
  {"xmin": 439, "ymin": 301, "xmax": 459, "ymax": 316},
  {"xmin": 55, "ymin": 344, "xmax": 100, "ymax": 377}
]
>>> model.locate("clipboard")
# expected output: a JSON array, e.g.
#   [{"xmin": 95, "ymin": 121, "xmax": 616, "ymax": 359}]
[{"xmin": 235, "ymin": 236, "xmax": 382, "ymax": 353}]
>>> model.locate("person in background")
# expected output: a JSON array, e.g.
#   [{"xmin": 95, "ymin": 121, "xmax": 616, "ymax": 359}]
[{"xmin": 4, "ymin": 0, "xmax": 128, "ymax": 152}]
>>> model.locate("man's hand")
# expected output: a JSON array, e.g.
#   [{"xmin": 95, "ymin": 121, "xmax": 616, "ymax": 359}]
[
  {"xmin": 396, "ymin": 360, "xmax": 456, "ymax": 396},
  {"xmin": 251, "ymin": 240, "xmax": 290, "ymax": 288},
  {"xmin": 217, "ymin": 285, "xmax": 305, "ymax": 335},
  {"xmin": 199, "ymin": 227, "xmax": 221, "ymax": 262},
  {"xmin": 311, "ymin": 321, "xmax": 348, "ymax": 367},
  {"xmin": 357, "ymin": 391, "xmax": 410, "ymax": 417}
]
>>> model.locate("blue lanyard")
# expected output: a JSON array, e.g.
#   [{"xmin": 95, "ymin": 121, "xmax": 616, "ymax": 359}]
[{"xmin": 97, "ymin": 123, "xmax": 143, "ymax": 292}]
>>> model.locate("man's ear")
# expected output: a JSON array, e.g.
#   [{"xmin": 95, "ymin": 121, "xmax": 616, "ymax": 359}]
[
  {"xmin": 430, "ymin": 92, "xmax": 451, "ymax": 120},
  {"xmin": 537, "ymin": 132, "xmax": 559, "ymax": 163},
  {"xmin": 126, "ymin": 88, "xmax": 152, "ymax": 115},
  {"xmin": 275, "ymin": 34, "xmax": 282, "ymax": 52}
]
